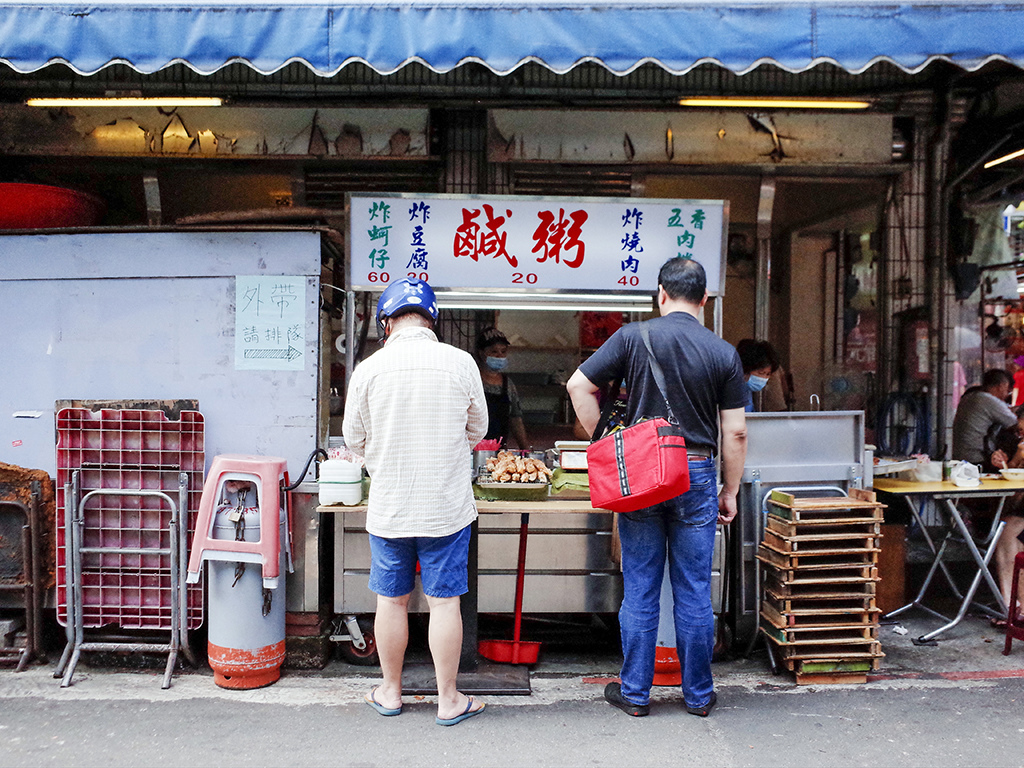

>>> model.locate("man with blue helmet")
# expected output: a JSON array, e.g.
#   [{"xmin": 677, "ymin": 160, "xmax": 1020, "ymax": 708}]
[{"xmin": 343, "ymin": 277, "xmax": 489, "ymax": 726}]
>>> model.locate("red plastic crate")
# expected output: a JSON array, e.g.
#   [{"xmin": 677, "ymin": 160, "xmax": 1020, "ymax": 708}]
[{"xmin": 56, "ymin": 408, "xmax": 204, "ymax": 629}]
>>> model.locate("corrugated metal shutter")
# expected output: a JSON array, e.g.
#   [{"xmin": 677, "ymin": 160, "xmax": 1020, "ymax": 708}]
[
  {"xmin": 509, "ymin": 165, "xmax": 632, "ymax": 197},
  {"xmin": 304, "ymin": 162, "xmax": 443, "ymax": 207}
]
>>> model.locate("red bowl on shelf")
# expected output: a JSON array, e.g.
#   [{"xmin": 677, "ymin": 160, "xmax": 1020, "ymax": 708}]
[{"xmin": 0, "ymin": 182, "xmax": 106, "ymax": 229}]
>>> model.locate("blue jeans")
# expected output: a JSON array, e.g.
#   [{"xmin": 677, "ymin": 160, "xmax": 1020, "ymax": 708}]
[{"xmin": 616, "ymin": 458, "xmax": 718, "ymax": 708}]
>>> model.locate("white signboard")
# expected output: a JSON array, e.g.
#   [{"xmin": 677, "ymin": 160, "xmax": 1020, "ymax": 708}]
[
  {"xmin": 235, "ymin": 275, "xmax": 306, "ymax": 370},
  {"xmin": 348, "ymin": 193, "xmax": 727, "ymax": 295}
]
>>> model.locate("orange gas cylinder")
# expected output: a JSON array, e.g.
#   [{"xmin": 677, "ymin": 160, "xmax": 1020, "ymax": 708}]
[{"xmin": 203, "ymin": 470, "xmax": 288, "ymax": 690}]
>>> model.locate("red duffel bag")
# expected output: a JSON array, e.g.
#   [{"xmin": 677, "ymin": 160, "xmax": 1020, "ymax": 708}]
[
  {"xmin": 587, "ymin": 418, "xmax": 690, "ymax": 513},
  {"xmin": 586, "ymin": 322, "xmax": 692, "ymax": 513}
]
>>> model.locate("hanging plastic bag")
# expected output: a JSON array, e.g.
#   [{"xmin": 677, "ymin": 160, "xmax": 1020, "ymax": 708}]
[{"xmin": 899, "ymin": 456, "xmax": 941, "ymax": 483}]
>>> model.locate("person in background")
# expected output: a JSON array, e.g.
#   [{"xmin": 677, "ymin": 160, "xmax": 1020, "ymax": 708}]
[
  {"xmin": 761, "ymin": 343, "xmax": 796, "ymax": 411},
  {"xmin": 952, "ymin": 368, "xmax": 1016, "ymax": 467},
  {"xmin": 1013, "ymin": 355, "xmax": 1024, "ymax": 407},
  {"xmin": 343, "ymin": 277, "xmax": 489, "ymax": 726},
  {"xmin": 476, "ymin": 327, "xmax": 530, "ymax": 450},
  {"xmin": 736, "ymin": 339, "xmax": 778, "ymax": 412},
  {"xmin": 567, "ymin": 257, "xmax": 748, "ymax": 719}
]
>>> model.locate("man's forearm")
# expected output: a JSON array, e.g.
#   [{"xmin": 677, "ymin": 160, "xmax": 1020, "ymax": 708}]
[
  {"xmin": 720, "ymin": 433, "xmax": 747, "ymax": 493},
  {"xmin": 718, "ymin": 408, "xmax": 748, "ymax": 494},
  {"xmin": 567, "ymin": 370, "xmax": 602, "ymax": 437}
]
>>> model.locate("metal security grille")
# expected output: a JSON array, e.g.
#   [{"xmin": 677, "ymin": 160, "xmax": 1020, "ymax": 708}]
[
  {"xmin": 508, "ymin": 166, "xmax": 633, "ymax": 198},
  {"xmin": 444, "ymin": 109, "xmax": 488, "ymax": 195},
  {"xmin": 304, "ymin": 163, "xmax": 443, "ymax": 207},
  {"xmin": 436, "ymin": 310, "xmax": 486, "ymax": 356}
]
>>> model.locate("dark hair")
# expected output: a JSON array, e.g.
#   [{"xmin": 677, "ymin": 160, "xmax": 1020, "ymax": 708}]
[
  {"xmin": 476, "ymin": 327, "xmax": 510, "ymax": 351},
  {"xmin": 657, "ymin": 257, "xmax": 706, "ymax": 304},
  {"xmin": 1014, "ymin": 403, "xmax": 1024, "ymax": 419},
  {"xmin": 982, "ymin": 368, "xmax": 1013, "ymax": 390},
  {"xmin": 736, "ymin": 339, "xmax": 778, "ymax": 374}
]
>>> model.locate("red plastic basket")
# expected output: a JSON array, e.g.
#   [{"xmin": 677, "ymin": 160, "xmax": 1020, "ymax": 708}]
[{"xmin": 55, "ymin": 408, "xmax": 205, "ymax": 629}]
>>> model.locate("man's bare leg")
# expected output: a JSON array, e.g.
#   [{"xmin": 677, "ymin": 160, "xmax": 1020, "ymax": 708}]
[
  {"xmin": 425, "ymin": 594, "xmax": 483, "ymax": 720},
  {"xmin": 371, "ymin": 593, "xmax": 410, "ymax": 710},
  {"xmin": 996, "ymin": 517, "xmax": 1024, "ymax": 611}
]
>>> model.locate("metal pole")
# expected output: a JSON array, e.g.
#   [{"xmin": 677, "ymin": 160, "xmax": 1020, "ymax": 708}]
[
  {"xmin": 930, "ymin": 92, "xmax": 954, "ymax": 456},
  {"xmin": 755, "ymin": 177, "xmax": 776, "ymax": 341},
  {"xmin": 345, "ymin": 290, "xmax": 357, "ymax": 396},
  {"xmin": 54, "ymin": 474, "xmax": 77, "ymax": 679},
  {"xmin": 164, "ymin": 492, "xmax": 180, "ymax": 690},
  {"xmin": 177, "ymin": 473, "xmax": 197, "ymax": 667}
]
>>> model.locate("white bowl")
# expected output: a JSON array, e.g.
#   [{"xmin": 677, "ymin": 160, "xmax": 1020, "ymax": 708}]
[{"xmin": 1001, "ymin": 468, "xmax": 1024, "ymax": 481}]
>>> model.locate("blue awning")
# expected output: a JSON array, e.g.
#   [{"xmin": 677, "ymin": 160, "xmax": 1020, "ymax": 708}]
[{"xmin": 2, "ymin": 1, "xmax": 1024, "ymax": 78}]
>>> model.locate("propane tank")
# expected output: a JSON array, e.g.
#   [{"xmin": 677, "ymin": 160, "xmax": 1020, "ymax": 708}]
[{"xmin": 206, "ymin": 478, "xmax": 287, "ymax": 689}]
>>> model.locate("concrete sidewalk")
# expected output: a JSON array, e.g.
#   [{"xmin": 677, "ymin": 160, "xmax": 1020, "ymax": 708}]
[{"xmin": 2, "ymin": 611, "xmax": 1024, "ymax": 768}]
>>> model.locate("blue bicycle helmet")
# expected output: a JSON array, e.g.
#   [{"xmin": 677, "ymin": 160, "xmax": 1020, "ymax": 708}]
[{"xmin": 376, "ymin": 277, "xmax": 439, "ymax": 338}]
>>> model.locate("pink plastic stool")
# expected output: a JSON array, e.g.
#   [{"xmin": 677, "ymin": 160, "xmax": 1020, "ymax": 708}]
[
  {"xmin": 186, "ymin": 455, "xmax": 288, "ymax": 588},
  {"xmin": 1003, "ymin": 550, "xmax": 1024, "ymax": 655}
]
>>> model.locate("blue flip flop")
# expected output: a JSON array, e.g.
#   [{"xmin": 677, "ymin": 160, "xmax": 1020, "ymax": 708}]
[
  {"xmin": 364, "ymin": 687, "xmax": 402, "ymax": 717},
  {"xmin": 436, "ymin": 696, "xmax": 486, "ymax": 726}
]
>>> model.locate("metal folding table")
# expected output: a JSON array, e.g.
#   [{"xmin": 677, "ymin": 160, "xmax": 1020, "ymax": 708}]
[{"xmin": 872, "ymin": 476, "xmax": 1024, "ymax": 643}]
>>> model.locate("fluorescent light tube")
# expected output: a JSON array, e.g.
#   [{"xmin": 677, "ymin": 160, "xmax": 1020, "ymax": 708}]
[{"xmin": 27, "ymin": 97, "xmax": 223, "ymax": 108}]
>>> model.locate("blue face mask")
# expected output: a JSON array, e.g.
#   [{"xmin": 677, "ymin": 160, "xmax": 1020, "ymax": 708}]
[
  {"xmin": 747, "ymin": 374, "xmax": 769, "ymax": 392},
  {"xmin": 486, "ymin": 356, "xmax": 508, "ymax": 372}
]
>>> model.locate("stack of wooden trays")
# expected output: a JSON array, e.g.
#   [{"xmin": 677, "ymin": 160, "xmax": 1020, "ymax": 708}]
[{"xmin": 757, "ymin": 488, "xmax": 886, "ymax": 685}]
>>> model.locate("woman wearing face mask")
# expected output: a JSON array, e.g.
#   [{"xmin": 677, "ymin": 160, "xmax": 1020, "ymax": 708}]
[
  {"xmin": 476, "ymin": 327, "xmax": 530, "ymax": 449},
  {"xmin": 736, "ymin": 338, "xmax": 779, "ymax": 413}
]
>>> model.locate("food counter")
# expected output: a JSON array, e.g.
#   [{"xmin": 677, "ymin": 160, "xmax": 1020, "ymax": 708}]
[
  {"xmin": 319, "ymin": 495, "xmax": 726, "ymax": 623},
  {"xmin": 320, "ymin": 499, "xmax": 624, "ymax": 615}
]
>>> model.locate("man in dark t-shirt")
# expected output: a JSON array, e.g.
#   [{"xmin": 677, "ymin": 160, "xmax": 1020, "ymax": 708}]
[{"xmin": 567, "ymin": 257, "xmax": 748, "ymax": 719}]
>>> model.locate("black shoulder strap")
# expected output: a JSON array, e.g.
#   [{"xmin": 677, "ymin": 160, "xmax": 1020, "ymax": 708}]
[
  {"xmin": 591, "ymin": 377, "xmax": 623, "ymax": 442},
  {"xmin": 640, "ymin": 322, "xmax": 678, "ymax": 425}
]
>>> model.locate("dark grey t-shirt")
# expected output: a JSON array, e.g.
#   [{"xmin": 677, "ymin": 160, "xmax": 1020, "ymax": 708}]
[
  {"xmin": 578, "ymin": 312, "xmax": 748, "ymax": 452},
  {"xmin": 951, "ymin": 388, "xmax": 1016, "ymax": 464}
]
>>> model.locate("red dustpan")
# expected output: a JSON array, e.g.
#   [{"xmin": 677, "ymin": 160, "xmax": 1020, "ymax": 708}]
[{"xmin": 478, "ymin": 513, "xmax": 541, "ymax": 664}]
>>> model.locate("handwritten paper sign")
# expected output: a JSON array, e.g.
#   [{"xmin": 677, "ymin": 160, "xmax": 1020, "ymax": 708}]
[
  {"xmin": 347, "ymin": 193, "xmax": 727, "ymax": 295},
  {"xmin": 235, "ymin": 276, "xmax": 306, "ymax": 371}
]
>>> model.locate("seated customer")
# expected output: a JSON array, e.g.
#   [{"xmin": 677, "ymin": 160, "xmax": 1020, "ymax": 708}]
[
  {"xmin": 987, "ymin": 404, "xmax": 1024, "ymax": 624},
  {"xmin": 952, "ymin": 369, "xmax": 1016, "ymax": 467},
  {"xmin": 952, "ymin": 369, "xmax": 1020, "ymax": 625}
]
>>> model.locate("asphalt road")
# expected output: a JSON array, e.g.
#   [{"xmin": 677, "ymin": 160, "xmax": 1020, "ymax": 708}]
[{"xmin": 1, "ymin": 663, "xmax": 1022, "ymax": 768}]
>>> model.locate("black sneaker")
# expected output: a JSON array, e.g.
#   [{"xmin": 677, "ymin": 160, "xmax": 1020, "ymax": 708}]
[
  {"xmin": 685, "ymin": 691, "xmax": 717, "ymax": 717},
  {"xmin": 604, "ymin": 682, "xmax": 649, "ymax": 717}
]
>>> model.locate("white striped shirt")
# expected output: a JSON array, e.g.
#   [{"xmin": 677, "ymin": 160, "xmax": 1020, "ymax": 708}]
[{"xmin": 342, "ymin": 326, "xmax": 488, "ymax": 538}]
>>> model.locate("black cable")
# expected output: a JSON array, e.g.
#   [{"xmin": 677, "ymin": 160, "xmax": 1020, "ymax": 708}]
[{"xmin": 284, "ymin": 448, "xmax": 329, "ymax": 490}]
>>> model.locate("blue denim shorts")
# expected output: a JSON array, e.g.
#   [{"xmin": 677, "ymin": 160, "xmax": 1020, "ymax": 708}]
[{"xmin": 368, "ymin": 524, "xmax": 471, "ymax": 599}]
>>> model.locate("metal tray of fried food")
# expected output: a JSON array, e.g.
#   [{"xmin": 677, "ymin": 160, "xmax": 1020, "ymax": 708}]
[{"xmin": 476, "ymin": 481, "xmax": 550, "ymax": 489}]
